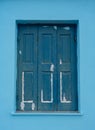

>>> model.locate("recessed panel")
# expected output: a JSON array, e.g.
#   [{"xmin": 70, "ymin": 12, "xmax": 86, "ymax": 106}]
[
  {"xmin": 24, "ymin": 72, "xmax": 33, "ymax": 100},
  {"xmin": 23, "ymin": 34, "xmax": 34, "ymax": 63},
  {"xmin": 60, "ymin": 34, "xmax": 71, "ymax": 63},
  {"xmin": 41, "ymin": 72, "xmax": 53, "ymax": 101},
  {"xmin": 41, "ymin": 34, "xmax": 52, "ymax": 63},
  {"xmin": 60, "ymin": 72, "xmax": 72, "ymax": 102}
]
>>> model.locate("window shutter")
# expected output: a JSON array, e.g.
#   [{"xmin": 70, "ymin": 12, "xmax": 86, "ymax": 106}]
[
  {"xmin": 17, "ymin": 25, "xmax": 38, "ymax": 111},
  {"xmin": 38, "ymin": 26, "xmax": 57, "ymax": 111},
  {"xmin": 57, "ymin": 26, "xmax": 78, "ymax": 111},
  {"xmin": 16, "ymin": 24, "xmax": 78, "ymax": 112}
]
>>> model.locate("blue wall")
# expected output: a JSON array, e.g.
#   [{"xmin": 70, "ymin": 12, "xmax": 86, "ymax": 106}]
[{"xmin": 0, "ymin": 0, "xmax": 95, "ymax": 130}]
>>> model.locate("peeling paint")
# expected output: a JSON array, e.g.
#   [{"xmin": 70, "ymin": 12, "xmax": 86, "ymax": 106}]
[
  {"xmin": 60, "ymin": 59, "xmax": 62, "ymax": 64},
  {"xmin": 21, "ymin": 72, "xmax": 34, "ymax": 110},
  {"xmin": 20, "ymin": 101, "xmax": 25, "ymax": 111},
  {"xmin": 21, "ymin": 72, "xmax": 25, "ymax": 110},
  {"xmin": 41, "ymin": 73, "xmax": 53, "ymax": 103},
  {"xmin": 31, "ymin": 102, "xmax": 35, "ymax": 110},
  {"xmin": 62, "ymin": 93, "xmax": 71, "ymax": 103},
  {"xmin": 50, "ymin": 64, "xmax": 54, "ymax": 72},
  {"xmin": 60, "ymin": 72, "xmax": 71, "ymax": 103},
  {"xmin": 54, "ymin": 26, "xmax": 57, "ymax": 30},
  {"xmin": 19, "ymin": 50, "xmax": 22, "ymax": 55},
  {"xmin": 24, "ymin": 101, "xmax": 33, "ymax": 103},
  {"xmin": 63, "ymin": 26, "xmax": 70, "ymax": 30}
]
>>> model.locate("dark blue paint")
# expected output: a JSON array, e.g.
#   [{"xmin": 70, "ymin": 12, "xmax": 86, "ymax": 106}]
[
  {"xmin": 38, "ymin": 26, "xmax": 57, "ymax": 111},
  {"xmin": 57, "ymin": 26, "xmax": 78, "ymax": 111},
  {"xmin": 17, "ymin": 24, "xmax": 77, "ymax": 112},
  {"xmin": 17, "ymin": 25, "xmax": 38, "ymax": 111}
]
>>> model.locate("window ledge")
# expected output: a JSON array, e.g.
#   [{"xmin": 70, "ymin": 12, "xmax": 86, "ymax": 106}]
[{"xmin": 11, "ymin": 111, "xmax": 83, "ymax": 116}]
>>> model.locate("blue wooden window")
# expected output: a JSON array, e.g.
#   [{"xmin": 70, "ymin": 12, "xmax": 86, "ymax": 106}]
[{"xmin": 16, "ymin": 24, "xmax": 78, "ymax": 112}]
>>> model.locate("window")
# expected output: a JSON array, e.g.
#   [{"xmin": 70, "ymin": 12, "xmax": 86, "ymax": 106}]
[{"xmin": 16, "ymin": 23, "xmax": 78, "ymax": 112}]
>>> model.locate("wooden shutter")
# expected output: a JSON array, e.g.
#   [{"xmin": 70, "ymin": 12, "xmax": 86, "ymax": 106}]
[
  {"xmin": 16, "ymin": 24, "xmax": 78, "ymax": 112},
  {"xmin": 16, "ymin": 25, "xmax": 38, "ymax": 111},
  {"xmin": 38, "ymin": 26, "xmax": 57, "ymax": 111},
  {"xmin": 57, "ymin": 26, "xmax": 78, "ymax": 111}
]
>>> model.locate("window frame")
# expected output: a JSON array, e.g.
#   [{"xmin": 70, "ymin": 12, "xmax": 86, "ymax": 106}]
[{"xmin": 13, "ymin": 20, "xmax": 81, "ymax": 115}]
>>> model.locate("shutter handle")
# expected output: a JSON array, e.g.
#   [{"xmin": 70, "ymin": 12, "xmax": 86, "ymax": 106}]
[{"xmin": 50, "ymin": 64, "xmax": 54, "ymax": 72}]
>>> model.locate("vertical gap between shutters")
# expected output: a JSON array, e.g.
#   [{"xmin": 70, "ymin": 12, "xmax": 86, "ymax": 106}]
[
  {"xmin": 56, "ymin": 25, "xmax": 58, "ymax": 111},
  {"xmin": 37, "ymin": 26, "xmax": 39, "ymax": 111}
]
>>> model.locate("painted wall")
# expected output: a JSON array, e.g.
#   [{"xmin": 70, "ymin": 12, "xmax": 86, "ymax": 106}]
[{"xmin": 0, "ymin": 0, "xmax": 95, "ymax": 130}]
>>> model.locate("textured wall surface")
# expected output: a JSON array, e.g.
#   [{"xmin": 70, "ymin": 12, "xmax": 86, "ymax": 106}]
[{"xmin": 0, "ymin": 0, "xmax": 95, "ymax": 130}]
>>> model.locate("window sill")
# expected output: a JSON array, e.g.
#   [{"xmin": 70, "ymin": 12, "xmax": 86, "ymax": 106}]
[{"xmin": 11, "ymin": 111, "xmax": 83, "ymax": 116}]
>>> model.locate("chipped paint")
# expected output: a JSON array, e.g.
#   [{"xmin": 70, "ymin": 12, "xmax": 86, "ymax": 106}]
[
  {"xmin": 63, "ymin": 26, "xmax": 70, "ymax": 30},
  {"xmin": 21, "ymin": 72, "xmax": 25, "ymax": 110},
  {"xmin": 60, "ymin": 59, "xmax": 62, "ymax": 64},
  {"xmin": 54, "ymin": 26, "xmax": 57, "ymax": 30},
  {"xmin": 60, "ymin": 72, "xmax": 71, "ymax": 103},
  {"xmin": 62, "ymin": 93, "xmax": 71, "ymax": 103},
  {"xmin": 31, "ymin": 102, "xmax": 35, "ymax": 110},
  {"xmin": 21, "ymin": 72, "xmax": 34, "ymax": 110},
  {"xmin": 19, "ymin": 50, "xmax": 22, "ymax": 55},
  {"xmin": 24, "ymin": 101, "xmax": 33, "ymax": 103},
  {"xmin": 20, "ymin": 101, "xmax": 25, "ymax": 111},
  {"xmin": 50, "ymin": 64, "xmax": 54, "ymax": 72},
  {"xmin": 41, "ymin": 73, "xmax": 53, "ymax": 103}
]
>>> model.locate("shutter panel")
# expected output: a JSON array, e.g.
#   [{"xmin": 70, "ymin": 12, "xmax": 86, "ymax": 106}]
[
  {"xmin": 57, "ymin": 26, "xmax": 78, "ymax": 111},
  {"xmin": 17, "ymin": 25, "xmax": 38, "ymax": 111},
  {"xmin": 38, "ymin": 26, "xmax": 57, "ymax": 111}
]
